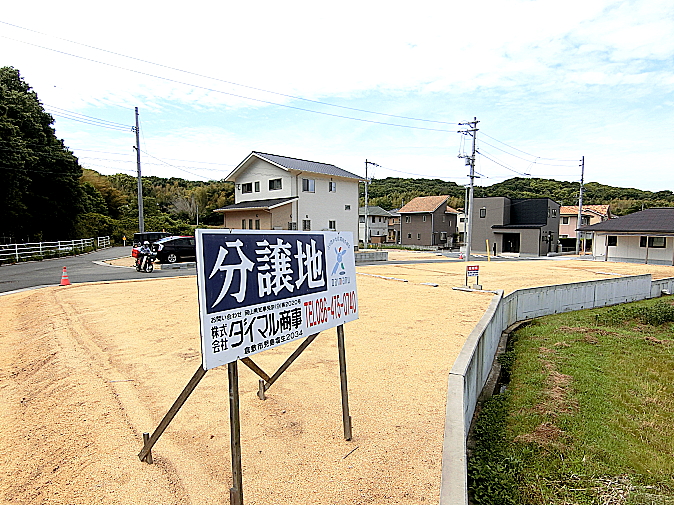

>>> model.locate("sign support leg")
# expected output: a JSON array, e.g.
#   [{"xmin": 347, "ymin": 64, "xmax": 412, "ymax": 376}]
[
  {"xmin": 336, "ymin": 325, "xmax": 352, "ymax": 441},
  {"xmin": 228, "ymin": 361, "xmax": 243, "ymax": 505}
]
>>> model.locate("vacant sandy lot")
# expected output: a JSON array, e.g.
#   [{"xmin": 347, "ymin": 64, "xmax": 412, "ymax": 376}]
[{"xmin": 1, "ymin": 253, "xmax": 673, "ymax": 504}]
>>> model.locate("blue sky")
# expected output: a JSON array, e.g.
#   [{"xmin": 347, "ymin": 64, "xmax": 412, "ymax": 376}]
[{"xmin": 2, "ymin": 0, "xmax": 673, "ymax": 192}]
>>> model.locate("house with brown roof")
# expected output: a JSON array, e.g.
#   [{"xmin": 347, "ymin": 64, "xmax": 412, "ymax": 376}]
[
  {"xmin": 398, "ymin": 195, "xmax": 458, "ymax": 247},
  {"xmin": 579, "ymin": 207, "xmax": 674, "ymax": 265},
  {"xmin": 559, "ymin": 204, "xmax": 612, "ymax": 252}
]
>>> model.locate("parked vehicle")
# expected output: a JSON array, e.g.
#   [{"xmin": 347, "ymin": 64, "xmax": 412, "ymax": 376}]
[
  {"xmin": 153, "ymin": 236, "xmax": 196, "ymax": 263},
  {"xmin": 135, "ymin": 251, "xmax": 157, "ymax": 272},
  {"xmin": 133, "ymin": 232, "xmax": 171, "ymax": 247}
]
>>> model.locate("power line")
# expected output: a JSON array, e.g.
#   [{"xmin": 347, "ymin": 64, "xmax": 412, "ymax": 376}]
[
  {"xmin": 44, "ymin": 104, "xmax": 132, "ymax": 131},
  {"xmin": 139, "ymin": 150, "xmax": 211, "ymax": 180},
  {"xmin": 2, "ymin": 35, "xmax": 456, "ymax": 133},
  {"xmin": 480, "ymin": 131, "xmax": 579, "ymax": 162},
  {"xmin": 0, "ymin": 20, "xmax": 457, "ymax": 127}
]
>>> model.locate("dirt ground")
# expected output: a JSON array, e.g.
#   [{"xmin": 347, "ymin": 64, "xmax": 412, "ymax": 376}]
[{"xmin": 2, "ymin": 252, "xmax": 673, "ymax": 504}]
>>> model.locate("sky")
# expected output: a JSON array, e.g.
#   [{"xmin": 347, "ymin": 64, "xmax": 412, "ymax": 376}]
[{"xmin": 2, "ymin": 0, "xmax": 673, "ymax": 192}]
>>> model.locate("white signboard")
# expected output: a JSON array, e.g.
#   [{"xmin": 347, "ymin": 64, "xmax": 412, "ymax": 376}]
[{"xmin": 196, "ymin": 230, "xmax": 358, "ymax": 370}]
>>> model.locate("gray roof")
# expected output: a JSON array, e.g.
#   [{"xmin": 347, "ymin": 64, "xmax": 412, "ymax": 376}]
[
  {"xmin": 214, "ymin": 197, "xmax": 297, "ymax": 212},
  {"xmin": 578, "ymin": 208, "xmax": 674, "ymax": 234},
  {"xmin": 358, "ymin": 206, "xmax": 393, "ymax": 217},
  {"xmin": 253, "ymin": 152, "xmax": 362, "ymax": 180}
]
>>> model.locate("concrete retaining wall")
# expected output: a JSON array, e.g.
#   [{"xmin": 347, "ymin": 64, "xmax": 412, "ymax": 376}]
[
  {"xmin": 440, "ymin": 274, "xmax": 673, "ymax": 504},
  {"xmin": 354, "ymin": 251, "xmax": 388, "ymax": 263}
]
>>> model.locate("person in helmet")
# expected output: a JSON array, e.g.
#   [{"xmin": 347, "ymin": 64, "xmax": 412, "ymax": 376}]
[{"xmin": 138, "ymin": 240, "xmax": 153, "ymax": 269}]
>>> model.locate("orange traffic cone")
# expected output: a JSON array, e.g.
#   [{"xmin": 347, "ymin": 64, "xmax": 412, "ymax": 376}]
[{"xmin": 59, "ymin": 266, "xmax": 71, "ymax": 286}]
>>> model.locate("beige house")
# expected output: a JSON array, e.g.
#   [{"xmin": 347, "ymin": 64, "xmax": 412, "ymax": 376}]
[
  {"xmin": 559, "ymin": 205, "xmax": 612, "ymax": 252},
  {"xmin": 214, "ymin": 152, "xmax": 362, "ymax": 240}
]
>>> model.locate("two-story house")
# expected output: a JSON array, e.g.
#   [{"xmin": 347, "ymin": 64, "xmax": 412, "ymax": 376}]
[
  {"xmin": 559, "ymin": 205, "xmax": 612, "ymax": 253},
  {"xmin": 398, "ymin": 195, "xmax": 458, "ymax": 248},
  {"xmin": 470, "ymin": 197, "xmax": 561, "ymax": 256},
  {"xmin": 387, "ymin": 209, "xmax": 401, "ymax": 244},
  {"xmin": 358, "ymin": 206, "xmax": 392, "ymax": 245},
  {"xmin": 214, "ymin": 152, "xmax": 362, "ymax": 240}
]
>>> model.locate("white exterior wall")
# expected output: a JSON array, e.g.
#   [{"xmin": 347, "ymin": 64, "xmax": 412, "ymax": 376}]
[
  {"xmin": 296, "ymin": 176, "xmax": 359, "ymax": 239},
  {"xmin": 359, "ymin": 216, "xmax": 389, "ymax": 242},
  {"xmin": 595, "ymin": 233, "xmax": 674, "ymax": 264},
  {"xmin": 234, "ymin": 159, "xmax": 293, "ymax": 202}
]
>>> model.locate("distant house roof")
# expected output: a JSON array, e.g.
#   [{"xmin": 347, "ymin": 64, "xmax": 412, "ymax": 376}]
[
  {"xmin": 578, "ymin": 208, "xmax": 674, "ymax": 234},
  {"xmin": 214, "ymin": 197, "xmax": 298, "ymax": 213},
  {"xmin": 398, "ymin": 195, "xmax": 449, "ymax": 213},
  {"xmin": 226, "ymin": 152, "xmax": 362, "ymax": 181},
  {"xmin": 560, "ymin": 205, "xmax": 611, "ymax": 217},
  {"xmin": 358, "ymin": 206, "xmax": 392, "ymax": 217},
  {"xmin": 446, "ymin": 206, "xmax": 460, "ymax": 214}
]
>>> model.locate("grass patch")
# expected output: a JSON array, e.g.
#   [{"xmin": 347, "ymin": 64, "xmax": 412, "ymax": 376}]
[{"xmin": 469, "ymin": 296, "xmax": 674, "ymax": 504}]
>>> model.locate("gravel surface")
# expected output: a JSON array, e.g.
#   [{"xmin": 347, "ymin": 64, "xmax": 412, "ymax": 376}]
[{"xmin": 1, "ymin": 253, "xmax": 672, "ymax": 504}]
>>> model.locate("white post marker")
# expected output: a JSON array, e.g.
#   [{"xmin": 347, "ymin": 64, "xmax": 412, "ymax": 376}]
[{"xmin": 196, "ymin": 229, "xmax": 359, "ymax": 370}]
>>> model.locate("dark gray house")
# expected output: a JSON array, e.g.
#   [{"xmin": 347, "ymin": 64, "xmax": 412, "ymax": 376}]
[
  {"xmin": 470, "ymin": 197, "xmax": 561, "ymax": 256},
  {"xmin": 398, "ymin": 195, "xmax": 458, "ymax": 247}
]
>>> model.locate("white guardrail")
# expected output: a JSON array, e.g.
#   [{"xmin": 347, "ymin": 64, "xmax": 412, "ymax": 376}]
[
  {"xmin": 439, "ymin": 274, "xmax": 674, "ymax": 504},
  {"xmin": 0, "ymin": 236, "xmax": 111, "ymax": 263}
]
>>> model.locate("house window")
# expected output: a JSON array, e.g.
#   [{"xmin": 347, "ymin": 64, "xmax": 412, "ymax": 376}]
[
  {"xmin": 288, "ymin": 222, "xmax": 297, "ymax": 230},
  {"xmin": 440, "ymin": 232, "xmax": 447, "ymax": 241},
  {"xmin": 407, "ymin": 233, "xmax": 412, "ymax": 239},
  {"xmin": 359, "ymin": 216, "xmax": 365, "ymax": 223},
  {"xmin": 329, "ymin": 220, "xmax": 336, "ymax": 230},
  {"xmin": 552, "ymin": 208, "xmax": 557, "ymax": 217},
  {"xmin": 255, "ymin": 219, "xmax": 260, "ymax": 230},
  {"xmin": 329, "ymin": 182, "xmax": 337, "ymax": 192},
  {"xmin": 607, "ymin": 236, "xmax": 617, "ymax": 246},
  {"xmin": 249, "ymin": 219, "xmax": 253, "ymax": 229},
  {"xmin": 562, "ymin": 217, "xmax": 569, "ymax": 225},
  {"xmin": 442, "ymin": 215, "xmax": 446, "ymax": 222},
  {"xmin": 371, "ymin": 216, "xmax": 376, "ymax": 223},
  {"xmin": 459, "ymin": 217, "xmax": 466, "ymax": 223},
  {"xmin": 302, "ymin": 178, "xmax": 315, "ymax": 192},
  {"xmin": 417, "ymin": 233, "xmax": 421, "ymax": 240},
  {"xmin": 302, "ymin": 219, "xmax": 311, "ymax": 231},
  {"xmin": 269, "ymin": 178, "xmax": 282, "ymax": 190},
  {"xmin": 345, "ymin": 205, "xmax": 350, "ymax": 210},
  {"xmin": 640, "ymin": 236, "xmax": 666, "ymax": 248},
  {"xmin": 479, "ymin": 208, "xmax": 486, "ymax": 218},
  {"xmin": 581, "ymin": 216, "xmax": 590, "ymax": 225},
  {"xmin": 254, "ymin": 181, "xmax": 260, "ymax": 192},
  {"xmin": 241, "ymin": 182, "xmax": 252, "ymax": 193},
  {"xmin": 423, "ymin": 215, "xmax": 426, "ymax": 222},
  {"xmin": 241, "ymin": 219, "xmax": 246, "ymax": 229},
  {"xmin": 405, "ymin": 216, "xmax": 411, "ymax": 223}
]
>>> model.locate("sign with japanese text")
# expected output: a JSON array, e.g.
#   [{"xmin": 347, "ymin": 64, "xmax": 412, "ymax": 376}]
[
  {"xmin": 196, "ymin": 230, "xmax": 358, "ymax": 370},
  {"xmin": 466, "ymin": 265, "xmax": 479, "ymax": 276}
]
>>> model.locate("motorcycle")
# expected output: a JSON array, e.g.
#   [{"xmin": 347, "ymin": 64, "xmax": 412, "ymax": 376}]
[{"xmin": 135, "ymin": 251, "xmax": 157, "ymax": 273}]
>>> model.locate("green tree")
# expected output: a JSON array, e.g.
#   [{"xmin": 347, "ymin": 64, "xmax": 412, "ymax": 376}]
[{"xmin": 0, "ymin": 67, "xmax": 83, "ymax": 241}]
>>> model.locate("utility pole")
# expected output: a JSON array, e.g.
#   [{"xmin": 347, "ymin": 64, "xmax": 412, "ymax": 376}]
[
  {"xmin": 134, "ymin": 107, "xmax": 145, "ymax": 233},
  {"xmin": 575, "ymin": 156, "xmax": 585, "ymax": 255},
  {"xmin": 458, "ymin": 117, "xmax": 479, "ymax": 261},
  {"xmin": 364, "ymin": 160, "xmax": 379, "ymax": 248}
]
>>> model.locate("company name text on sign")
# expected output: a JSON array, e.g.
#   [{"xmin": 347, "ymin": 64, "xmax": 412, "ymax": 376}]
[{"xmin": 196, "ymin": 230, "xmax": 358, "ymax": 370}]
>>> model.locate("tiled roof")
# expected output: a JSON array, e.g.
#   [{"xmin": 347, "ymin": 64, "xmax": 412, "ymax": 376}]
[
  {"xmin": 446, "ymin": 206, "xmax": 460, "ymax": 214},
  {"xmin": 578, "ymin": 208, "xmax": 674, "ymax": 233},
  {"xmin": 358, "ymin": 206, "xmax": 392, "ymax": 217},
  {"xmin": 560, "ymin": 205, "xmax": 610, "ymax": 216},
  {"xmin": 214, "ymin": 197, "xmax": 297, "ymax": 212},
  {"xmin": 253, "ymin": 152, "xmax": 362, "ymax": 180},
  {"xmin": 398, "ymin": 195, "xmax": 448, "ymax": 213}
]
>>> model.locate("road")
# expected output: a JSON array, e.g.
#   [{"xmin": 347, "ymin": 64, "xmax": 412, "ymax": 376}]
[{"xmin": 0, "ymin": 246, "xmax": 196, "ymax": 294}]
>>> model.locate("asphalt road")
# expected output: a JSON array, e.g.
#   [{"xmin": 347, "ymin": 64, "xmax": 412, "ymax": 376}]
[{"xmin": 0, "ymin": 246, "xmax": 196, "ymax": 294}]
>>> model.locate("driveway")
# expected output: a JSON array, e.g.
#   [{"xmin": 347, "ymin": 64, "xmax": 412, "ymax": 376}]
[{"xmin": 0, "ymin": 246, "xmax": 195, "ymax": 294}]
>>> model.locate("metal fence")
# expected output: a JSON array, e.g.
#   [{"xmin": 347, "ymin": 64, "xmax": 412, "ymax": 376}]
[{"xmin": 0, "ymin": 236, "xmax": 111, "ymax": 263}]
